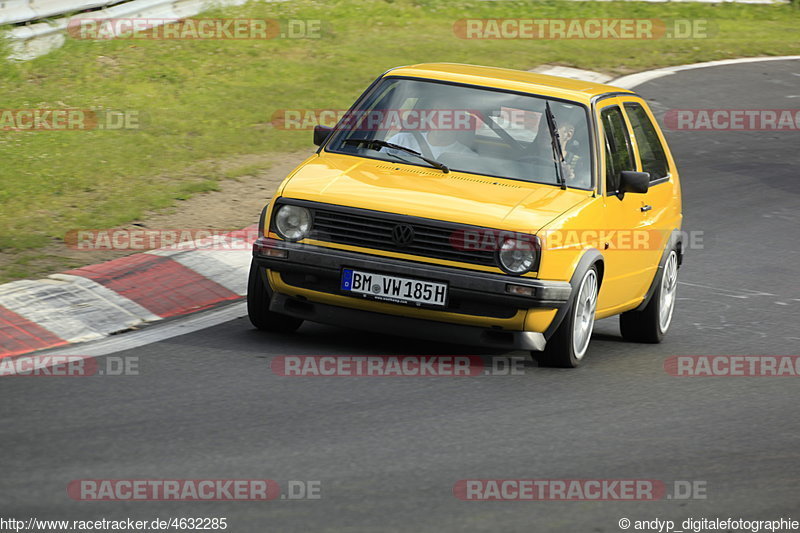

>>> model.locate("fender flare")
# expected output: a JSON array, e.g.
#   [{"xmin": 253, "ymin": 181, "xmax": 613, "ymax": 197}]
[
  {"xmin": 543, "ymin": 249, "xmax": 604, "ymax": 341},
  {"xmin": 634, "ymin": 229, "xmax": 684, "ymax": 312}
]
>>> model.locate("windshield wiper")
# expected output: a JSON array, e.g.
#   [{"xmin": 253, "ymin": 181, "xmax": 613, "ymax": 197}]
[
  {"xmin": 343, "ymin": 138, "xmax": 449, "ymax": 173},
  {"xmin": 544, "ymin": 101, "xmax": 567, "ymax": 190}
]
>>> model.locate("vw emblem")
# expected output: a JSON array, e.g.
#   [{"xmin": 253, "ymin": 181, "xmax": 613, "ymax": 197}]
[{"xmin": 391, "ymin": 224, "xmax": 415, "ymax": 246}]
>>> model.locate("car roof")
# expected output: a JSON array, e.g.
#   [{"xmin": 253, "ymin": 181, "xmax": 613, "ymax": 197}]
[{"xmin": 386, "ymin": 63, "xmax": 635, "ymax": 104}]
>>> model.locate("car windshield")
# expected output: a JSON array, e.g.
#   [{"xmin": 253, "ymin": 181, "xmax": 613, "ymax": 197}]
[{"xmin": 325, "ymin": 77, "xmax": 593, "ymax": 189}]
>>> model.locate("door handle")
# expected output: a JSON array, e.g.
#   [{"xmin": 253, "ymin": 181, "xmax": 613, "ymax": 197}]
[{"xmin": 640, "ymin": 205, "xmax": 652, "ymax": 212}]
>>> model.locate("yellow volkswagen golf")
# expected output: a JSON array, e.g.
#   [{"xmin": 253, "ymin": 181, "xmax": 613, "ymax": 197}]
[{"xmin": 248, "ymin": 63, "xmax": 683, "ymax": 367}]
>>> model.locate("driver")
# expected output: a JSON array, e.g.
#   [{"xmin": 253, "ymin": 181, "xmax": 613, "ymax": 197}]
[
  {"xmin": 382, "ymin": 110, "xmax": 478, "ymax": 159},
  {"xmin": 531, "ymin": 105, "xmax": 587, "ymax": 187}
]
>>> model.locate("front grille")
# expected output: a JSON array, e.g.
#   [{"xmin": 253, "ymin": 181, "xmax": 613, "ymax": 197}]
[{"xmin": 307, "ymin": 207, "xmax": 497, "ymax": 267}]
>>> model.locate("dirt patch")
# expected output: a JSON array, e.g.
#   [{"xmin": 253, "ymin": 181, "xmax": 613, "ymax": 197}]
[
  {"xmin": 134, "ymin": 151, "xmax": 308, "ymax": 230},
  {"xmin": 0, "ymin": 151, "xmax": 311, "ymax": 283}
]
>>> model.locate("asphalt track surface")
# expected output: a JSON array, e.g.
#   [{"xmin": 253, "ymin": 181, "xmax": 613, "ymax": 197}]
[{"xmin": 3, "ymin": 59, "xmax": 799, "ymax": 532}]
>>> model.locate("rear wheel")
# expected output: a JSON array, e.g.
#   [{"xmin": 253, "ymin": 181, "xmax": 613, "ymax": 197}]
[
  {"xmin": 534, "ymin": 266, "xmax": 598, "ymax": 368},
  {"xmin": 620, "ymin": 249, "xmax": 678, "ymax": 343},
  {"xmin": 247, "ymin": 260, "xmax": 303, "ymax": 333}
]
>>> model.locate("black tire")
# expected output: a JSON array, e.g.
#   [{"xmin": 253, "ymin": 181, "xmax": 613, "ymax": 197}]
[
  {"xmin": 534, "ymin": 266, "xmax": 599, "ymax": 368},
  {"xmin": 247, "ymin": 260, "xmax": 303, "ymax": 333},
  {"xmin": 620, "ymin": 249, "xmax": 679, "ymax": 344}
]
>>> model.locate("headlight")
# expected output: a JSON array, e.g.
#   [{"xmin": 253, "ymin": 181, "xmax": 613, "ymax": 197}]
[
  {"xmin": 274, "ymin": 205, "xmax": 312, "ymax": 241},
  {"xmin": 498, "ymin": 237, "xmax": 536, "ymax": 275}
]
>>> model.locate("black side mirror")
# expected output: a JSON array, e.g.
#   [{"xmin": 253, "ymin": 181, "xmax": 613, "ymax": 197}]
[
  {"xmin": 313, "ymin": 125, "xmax": 333, "ymax": 146},
  {"xmin": 619, "ymin": 170, "xmax": 650, "ymax": 195}
]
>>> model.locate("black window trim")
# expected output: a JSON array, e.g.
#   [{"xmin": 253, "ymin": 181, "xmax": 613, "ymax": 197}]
[
  {"xmin": 622, "ymin": 100, "xmax": 672, "ymax": 185},
  {"xmin": 598, "ymin": 103, "xmax": 635, "ymax": 197}
]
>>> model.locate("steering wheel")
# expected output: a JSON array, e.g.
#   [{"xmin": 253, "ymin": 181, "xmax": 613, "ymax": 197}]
[{"xmin": 481, "ymin": 114, "xmax": 530, "ymax": 157}]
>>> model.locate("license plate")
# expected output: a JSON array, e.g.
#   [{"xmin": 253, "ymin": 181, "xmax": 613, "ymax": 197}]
[{"xmin": 340, "ymin": 268, "xmax": 448, "ymax": 308}]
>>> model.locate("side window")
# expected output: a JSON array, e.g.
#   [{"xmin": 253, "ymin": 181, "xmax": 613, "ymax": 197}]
[
  {"xmin": 624, "ymin": 103, "xmax": 670, "ymax": 182},
  {"xmin": 600, "ymin": 106, "xmax": 634, "ymax": 195}
]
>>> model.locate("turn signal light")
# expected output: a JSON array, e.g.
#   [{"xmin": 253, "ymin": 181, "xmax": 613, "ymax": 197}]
[
  {"xmin": 253, "ymin": 237, "xmax": 288, "ymax": 258},
  {"xmin": 506, "ymin": 284, "xmax": 534, "ymax": 297}
]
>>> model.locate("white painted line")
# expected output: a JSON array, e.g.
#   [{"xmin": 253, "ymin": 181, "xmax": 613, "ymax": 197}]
[
  {"xmin": 612, "ymin": 69, "xmax": 677, "ymax": 89},
  {"xmin": 612, "ymin": 55, "xmax": 800, "ymax": 89},
  {"xmin": 529, "ymin": 65, "xmax": 613, "ymax": 84},
  {"xmin": 678, "ymin": 281, "xmax": 781, "ymax": 299},
  {"xmin": 0, "ymin": 274, "xmax": 159, "ymax": 343},
  {"xmin": 42, "ymin": 302, "xmax": 247, "ymax": 358}
]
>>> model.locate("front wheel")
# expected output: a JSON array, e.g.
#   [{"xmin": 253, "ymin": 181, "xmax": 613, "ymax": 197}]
[
  {"xmin": 534, "ymin": 266, "xmax": 599, "ymax": 368},
  {"xmin": 247, "ymin": 260, "xmax": 303, "ymax": 333},
  {"xmin": 620, "ymin": 249, "xmax": 678, "ymax": 343}
]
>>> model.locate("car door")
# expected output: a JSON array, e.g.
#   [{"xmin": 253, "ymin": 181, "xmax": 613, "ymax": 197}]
[
  {"xmin": 596, "ymin": 98, "xmax": 657, "ymax": 313},
  {"xmin": 621, "ymin": 98, "xmax": 682, "ymax": 262}
]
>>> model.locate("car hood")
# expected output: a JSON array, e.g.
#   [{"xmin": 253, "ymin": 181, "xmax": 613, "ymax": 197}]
[{"xmin": 280, "ymin": 153, "xmax": 590, "ymax": 233}]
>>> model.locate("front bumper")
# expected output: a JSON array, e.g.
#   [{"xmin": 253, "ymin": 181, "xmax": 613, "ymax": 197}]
[
  {"xmin": 253, "ymin": 238, "xmax": 572, "ymax": 349},
  {"xmin": 269, "ymin": 291, "xmax": 549, "ymax": 351}
]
